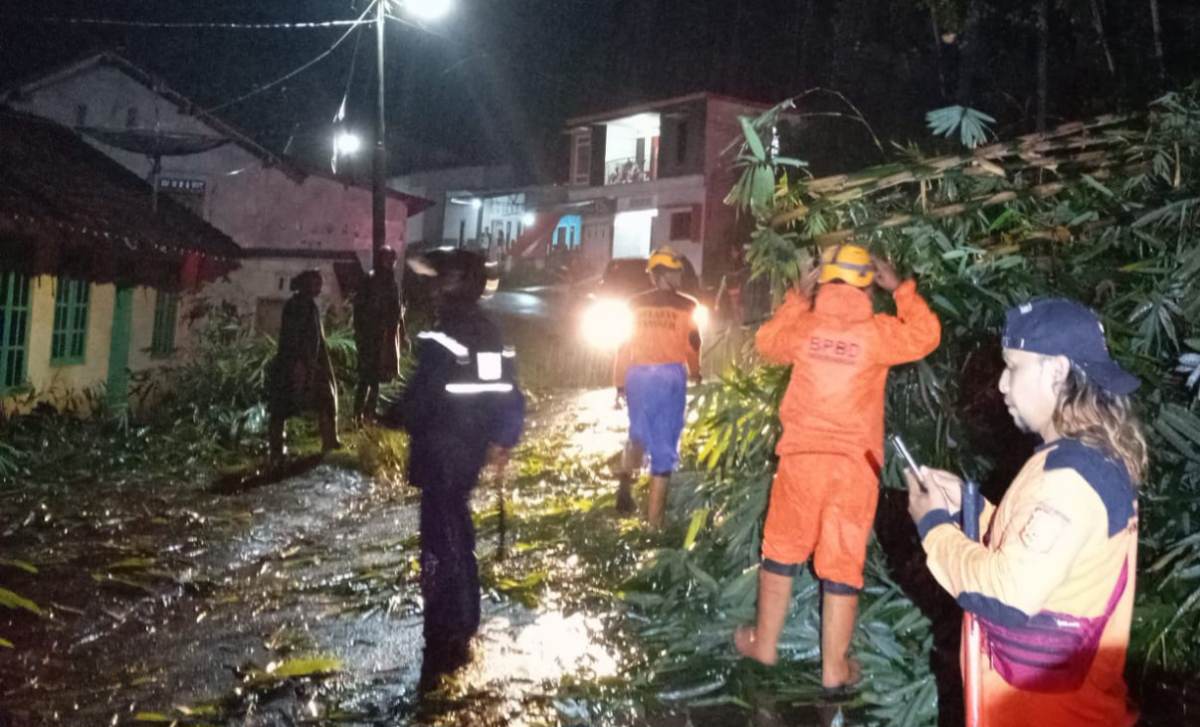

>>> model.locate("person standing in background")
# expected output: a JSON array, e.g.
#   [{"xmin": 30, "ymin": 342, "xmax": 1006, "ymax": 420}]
[
  {"xmin": 266, "ymin": 270, "xmax": 340, "ymax": 464},
  {"xmin": 353, "ymin": 246, "xmax": 405, "ymax": 423}
]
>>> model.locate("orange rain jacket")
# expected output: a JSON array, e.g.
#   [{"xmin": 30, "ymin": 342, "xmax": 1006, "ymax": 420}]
[
  {"xmin": 756, "ymin": 280, "xmax": 941, "ymax": 463},
  {"xmin": 613, "ymin": 288, "xmax": 702, "ymax": 388}
]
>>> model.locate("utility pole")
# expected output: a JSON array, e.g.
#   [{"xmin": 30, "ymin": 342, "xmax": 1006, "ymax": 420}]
[{"xmin": 372, "ymin": 0, "xmax": 387, "ymax": 274}]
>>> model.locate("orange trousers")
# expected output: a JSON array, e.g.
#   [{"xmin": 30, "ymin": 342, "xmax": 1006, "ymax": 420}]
[{"xmin": 761, "ymin": 452, "xmax": 878, "ymax": 590}]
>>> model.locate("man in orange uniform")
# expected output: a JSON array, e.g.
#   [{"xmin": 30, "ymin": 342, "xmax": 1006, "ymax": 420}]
[
  {"xmin": 734, "ymin": 243, "xmax": 941, "ymax": 692},
  {"xmin": 908, "ymin": 298, "xmax": 1143, "ymax": 726},
  {"xmin": 614, "ymin": 247, "xmax": 702, "ymax": 527}
]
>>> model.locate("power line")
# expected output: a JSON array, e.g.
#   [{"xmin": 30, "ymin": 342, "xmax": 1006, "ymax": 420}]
[
  {"xmin": 3, "ymin": 16, "xmax": 367, "ymax": 30},
  {"xmin": 203, "ymin": 1, "xmax": 376, "ymax": 114}
]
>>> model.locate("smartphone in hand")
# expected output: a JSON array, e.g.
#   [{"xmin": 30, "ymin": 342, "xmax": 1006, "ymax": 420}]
[{"xmin": 889, "ymin": 434, "xmax": 928, "ymax": 494}]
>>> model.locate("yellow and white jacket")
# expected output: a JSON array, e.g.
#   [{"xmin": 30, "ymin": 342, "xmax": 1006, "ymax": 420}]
[{"xmin": 917, "ymin": 438, "xmax": 1138, "ymax": 726}]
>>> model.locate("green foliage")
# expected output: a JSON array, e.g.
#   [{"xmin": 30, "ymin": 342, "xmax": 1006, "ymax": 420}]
[
  {"xmin": 925, "ymin": 105, "xmax": 997, "ymax": 149},
  {"xmin": 0, "ymin": 302, "xmax": 364, "ymax": 486},
  {"xmin": 354, "ymin": 425, "xmax": 409, "ymax": 483},
  {"xmin": 0, "ymin": 586, "xmax": 42, "ymax": 615},
  {"xmin": 0, "ymin": 440, "xmax": 22, "ymax": 478},
  {"xmin": 626, "ymin": 86, "xmax": 1200, "ymax": 723}
]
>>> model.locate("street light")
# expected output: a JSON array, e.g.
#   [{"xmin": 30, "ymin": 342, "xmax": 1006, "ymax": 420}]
[
  {"xmin": 334, "ymin": 130, "xmax": 362, "ymax": 156},
  {"xmin": 372, "ymin": 0, "xmax": 455, "ymax": 274},
  {"xmin": 406, "ymin": 0, "xmax": 453, "ymax": 21}
]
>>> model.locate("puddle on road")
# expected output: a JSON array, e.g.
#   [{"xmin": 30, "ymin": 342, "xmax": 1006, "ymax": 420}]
[
  {"xmin": 474, "ymin": 607, "xmax": 620, "ymax": 685},
  {"xmin": 525, "ymin": 388, "xmax": 630, "ymax": 461}
]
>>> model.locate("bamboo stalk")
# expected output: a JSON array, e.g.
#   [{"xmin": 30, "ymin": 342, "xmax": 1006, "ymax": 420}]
[
  {"xmin": 772, "ymin": 131, "xmax": 1138, "ymax": 228},
  {"xmin": 807, "ymin": 163, "xmax": 1152, "ymax": 247},
  {"xmin": 801, "ymin": 113, "xmax": 1138, "ymax": 197},
  {"xmin": 1088, "ymin": 0, "xmax": 1118, "ymax": 77}
]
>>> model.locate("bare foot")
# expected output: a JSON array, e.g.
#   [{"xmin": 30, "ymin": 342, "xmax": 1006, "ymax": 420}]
[
  {"xmin": 822, "ymin": 656, "xmax": 862, "ymax": 691},
  {"xmin": 734, "ymin": 626, "xmax": 778, "ymax": 666}
]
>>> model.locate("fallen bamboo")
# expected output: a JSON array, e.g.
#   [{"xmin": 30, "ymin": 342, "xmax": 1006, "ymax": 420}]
[
  {"xmin": 773, "ymin": 138, "xmax": 1145, "ymax": 230},
  {"xmin": 805, "ymin": 159, "xmax": 1149, "ymax": 247},
  {"xmin": 801, "ymin": 113, "xmax": 1138, "ymax": 197}
]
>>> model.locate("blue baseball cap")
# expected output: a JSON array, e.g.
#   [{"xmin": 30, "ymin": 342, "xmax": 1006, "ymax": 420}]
[{"xmin": 1002, "ymin": 298, "xmax": 1140, "ymax": 395}]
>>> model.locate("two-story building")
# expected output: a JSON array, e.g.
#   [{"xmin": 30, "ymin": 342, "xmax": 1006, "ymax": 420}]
[
  {"xmin": 1, "ymin": 52, "xmax": 432, "ymax": 334},
  {"xmin": 510, "ymin": 93, "xmax": 767, "ymax": 286}
]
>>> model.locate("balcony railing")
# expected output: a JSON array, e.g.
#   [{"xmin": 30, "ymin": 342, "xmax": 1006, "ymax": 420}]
[{"xmin": 604, "ymin": 156, "xmax": 654, "ymax": 185}]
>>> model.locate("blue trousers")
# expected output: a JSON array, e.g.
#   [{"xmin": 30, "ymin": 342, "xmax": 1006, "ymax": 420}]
[{"xmin": 626, "ymin": 363, "xmax": 687, "ymax": 475}]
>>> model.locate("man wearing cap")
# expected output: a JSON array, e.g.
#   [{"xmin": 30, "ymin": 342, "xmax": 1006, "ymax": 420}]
[
  {"xmin": 735, "ymin": 243, "xmax": 941, "ymax": 694},
  {"xmin": 907, "ymin": 298, "xmax": 1145, "ymax": 726},
  {"xmin": 613, "ymin": 246, "xmax": 703, "ymax": 527}
]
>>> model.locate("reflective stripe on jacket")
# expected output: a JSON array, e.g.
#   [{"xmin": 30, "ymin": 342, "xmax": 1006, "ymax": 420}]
[{"xmin": 384, "ymin": 303, "xmax": 525, "ymax": 488}]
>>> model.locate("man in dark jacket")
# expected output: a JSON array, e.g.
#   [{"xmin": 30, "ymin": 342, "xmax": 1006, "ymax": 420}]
[
  {"xmin": 381, "ymin": 249, "xmax": 525, "ymax": 691},
  {"xmin": 353, "ymin": 246, "xmax": 405, "ymax": 423}
]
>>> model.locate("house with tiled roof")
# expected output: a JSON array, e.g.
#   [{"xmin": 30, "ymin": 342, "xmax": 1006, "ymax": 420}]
[
  {"xmin": 1, "ymin": 52, "xmax": 432, "ymax": 335},
  {"xmin": 0, "ymin": 109, "xmax": 240, "ymax": 413}
]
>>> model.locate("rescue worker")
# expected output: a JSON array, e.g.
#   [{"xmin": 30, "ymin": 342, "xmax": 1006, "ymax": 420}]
[
  {"xmin": 380, "ymin": 248, "xmax": 525, "ymax": 691},
  {"xmin": 907, "ymin": 298, "xmax": 1144, "ymax": 727},
  {"xmin": 734, "ymin": 243, "xmax": 941, "ymax": 693},
  {"xmin": 266, "ymin": 269, "xmax": 340, "ymax": 464},
  {"xmin": 353, "ymin": 245, "xmax": 405, "ymax": 423},
  {"xmin": 613, "ymin": 246, "xmax": 702, "ymax": 527}
]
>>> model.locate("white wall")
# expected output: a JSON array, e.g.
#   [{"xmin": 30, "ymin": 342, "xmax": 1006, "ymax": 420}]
[
  {"xmin": 392, "ymin": 164, "xmax": 514, "ymax": 246},
  {"xmin": 612, "ymin": 210, "xmax": 657, "ymax": 259},
  {"xmin": 10, "ymin": 62, "xmax": 409, "ymax": 313}
]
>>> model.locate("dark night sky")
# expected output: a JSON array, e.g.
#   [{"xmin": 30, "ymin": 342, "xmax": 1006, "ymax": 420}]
[{"xmin": 3, "ymin": 1, "xmax": 1198, "ymax": 182}]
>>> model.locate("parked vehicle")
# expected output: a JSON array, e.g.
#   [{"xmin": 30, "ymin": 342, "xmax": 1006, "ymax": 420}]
[{"xmin": 579, "ymin": 257, "xmax": 710, "ymax": 349}]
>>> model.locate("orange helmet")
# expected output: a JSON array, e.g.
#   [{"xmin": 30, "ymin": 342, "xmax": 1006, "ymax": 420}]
[{"xmin": 818, "ymin": 244, "xmax": 874, "ymax": 288}]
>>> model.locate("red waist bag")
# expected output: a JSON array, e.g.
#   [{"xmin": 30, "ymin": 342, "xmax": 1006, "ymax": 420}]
[{"xmin": 980, "ymin": 560, "xmax": 1128, "ymax": 693}]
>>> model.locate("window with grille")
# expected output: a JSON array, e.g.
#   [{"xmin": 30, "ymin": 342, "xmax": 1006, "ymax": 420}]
[
  {"xmin": 50, "ymin": 278, "xmax": 90, "ymax": 365},
  {"xmin": 0, "ymin": 272, "xmax": 31, "ymax": 392},
  {"xmin": 572, "ymin": 134, "xmax": 591, "ymax": 185},
  {"xmin": 151, "ymin": 290, "xmax": 179, "ymax": 356}
]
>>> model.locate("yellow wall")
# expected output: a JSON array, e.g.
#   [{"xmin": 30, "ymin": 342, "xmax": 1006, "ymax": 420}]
[
  {"xmin": 1, "ymin": 276, "xmax": 181, "ymax": 416},
  {"xmin": 127, "ymin": 287, "xmax": 181, "ymax": 374}
]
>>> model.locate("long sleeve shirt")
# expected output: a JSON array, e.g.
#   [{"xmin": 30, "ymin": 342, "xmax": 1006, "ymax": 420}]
[
  {"xmin": 385, "ymin": 303, "xmax": 525, "ymax": 489},
  {"xmin": 918, "ymin": 439, "xmax": 1138, "ymax": 726},
  {"xmin": 755, "ymin": 280, "xmax": 941, "ymax": 460}
]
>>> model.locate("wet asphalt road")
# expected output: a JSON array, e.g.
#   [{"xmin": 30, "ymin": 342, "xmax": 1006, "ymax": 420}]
[
  {"xmin": 483, "ymin": 289, "xmax": 564, "ymax": 322},
  {"xmin": 0, "ymin": 389, "xmax": 636, "ymax": 726}
]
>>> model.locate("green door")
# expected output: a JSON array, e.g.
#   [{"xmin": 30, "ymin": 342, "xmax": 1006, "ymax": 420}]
[{"xmin": 106, "ymin": 286, "xmax": 134, "ymax": 411}]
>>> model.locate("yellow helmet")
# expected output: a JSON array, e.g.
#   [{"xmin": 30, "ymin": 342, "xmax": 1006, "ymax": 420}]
[
  {"xmin": 818, "ymin": 243, "xmax": 874, "ymax": 287},
  {"xmin": 646, "ymin": 246, "xmax": 685, "ymax": 272}
]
